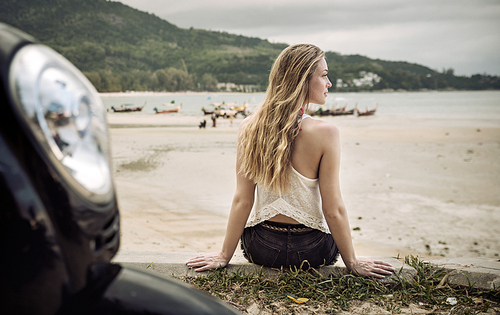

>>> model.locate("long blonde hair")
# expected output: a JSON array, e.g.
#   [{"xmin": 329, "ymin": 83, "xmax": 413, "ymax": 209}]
[{"xmin": 238, "ymin": 44, "xmax": 325, "ymax": 193}]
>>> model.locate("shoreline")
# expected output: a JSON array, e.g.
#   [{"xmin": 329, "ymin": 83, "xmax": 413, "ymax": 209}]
[
  {"xmin": 100, "ymin": 91, "xmax": 251, "ymax": 98},
  {"xmin": 98, "ymin": 89, "xmax": 500, "ymax": 98}
]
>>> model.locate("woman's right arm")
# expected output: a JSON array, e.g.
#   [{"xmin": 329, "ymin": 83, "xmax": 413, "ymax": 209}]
[
  {"xmin": 185, "ymin": 122, "xmax": 256, "ymax": 272},
  {"xmin": 185, "ymin": 174, "xmax": 255, "ymax": 272},
  {"xmin": 317, "ymin": 123, "xmax": 394, "ymax": 278}
]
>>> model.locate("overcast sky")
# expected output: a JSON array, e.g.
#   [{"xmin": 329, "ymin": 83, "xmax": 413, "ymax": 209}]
[{"xmin": 118, "ymin": 0, "xmax": 500, "ymax": 76}]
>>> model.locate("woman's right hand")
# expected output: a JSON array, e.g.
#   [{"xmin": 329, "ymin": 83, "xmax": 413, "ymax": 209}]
[
  {"xmin": 185, "ymin": 252, "xmax": 230, "ymax": 272},
  {"xmin": 347, "ymin": 257, "xmax": 395, "ymax": 279}
]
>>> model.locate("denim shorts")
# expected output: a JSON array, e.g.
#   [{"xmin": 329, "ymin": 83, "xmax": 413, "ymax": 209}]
[{"xmin": 240, "ymin": 220, "xmax": 339, "ymax": 270}]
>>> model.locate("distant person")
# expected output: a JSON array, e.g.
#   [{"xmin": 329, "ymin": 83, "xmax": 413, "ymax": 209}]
[
  {"xmin": 186, "ymin": 44, "xmax": 394, "ymax": 278},
  {"xmin": 211, "ymin": 112, "xmax": 217, "ymax": 128}
]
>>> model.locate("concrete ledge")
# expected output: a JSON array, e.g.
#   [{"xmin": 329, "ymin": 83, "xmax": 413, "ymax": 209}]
[
  {"xmin": 113, "ymin": 251, "xmax": 500, "ymax": 290},
  {"xmin": 113, "ymin": 251, "xmax": 414, "ymax": 282},
  {"xmin": 429, "ymin": 257, "xmax": 500, "ymax": 290}
]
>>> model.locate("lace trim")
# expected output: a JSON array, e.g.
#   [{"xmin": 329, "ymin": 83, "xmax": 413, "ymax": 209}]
[
  {"xmin": 246, "ymin": 197, "xmax": 330, "ymax": 234},
  {"xmin": 291, "ymin": 167, "xmax": 317, "ymax": 181}
]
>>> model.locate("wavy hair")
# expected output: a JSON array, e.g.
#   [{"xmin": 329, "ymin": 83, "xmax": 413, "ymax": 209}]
[{"xmin": 238, "ymin": 44, "xmax": 325, "ymax": 194}]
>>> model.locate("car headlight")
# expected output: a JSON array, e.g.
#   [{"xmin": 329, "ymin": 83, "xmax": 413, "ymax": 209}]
[{"xmin": 8, "ymin": 44, "xmax": 113, "ymax": 205}]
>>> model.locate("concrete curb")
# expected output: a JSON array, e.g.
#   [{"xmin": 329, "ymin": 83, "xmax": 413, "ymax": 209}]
[
  {"xmin": 430, "ymin": 257, "xmax": 500, "ymax": 290},
  {"xmin": 113, "ymin": 251, "xmax": 500, "ymax": 291}
]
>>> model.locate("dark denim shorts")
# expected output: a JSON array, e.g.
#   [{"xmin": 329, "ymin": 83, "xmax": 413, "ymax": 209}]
[{"xmin": 240, "ymin": 220, "xmax": 339, "ymax": 270}]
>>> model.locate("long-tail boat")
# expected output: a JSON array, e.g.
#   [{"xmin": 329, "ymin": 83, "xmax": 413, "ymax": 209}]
[
  {"xmin": 356, "ymin": 103, "xmax": 378, "ymax": 116},
  {"xmin": 154, "ymin": 104, "xmax": 182, "ymax": 114},
  {"xmin": 202, "ymin": 102, "xmax": 245, "ymax": 116},
  {"xmin": 201, "ymin": 106, "xmax": 214, "ymax": 115},
  {"xmin": 231, "ymin": 102, "xmax": 248, "ymax": 113},
  {"xmin": 231, "ymin": 102, "xmax": 249, "ymax": 116},
  {"xmin": 202, "ymin": 102, "xmax": 228, "ymax": 115},
  {"xmin": 331, "ymin": 103, "xmax": 357, "ymax": 116},
  {"xmin": 314, "ymin": 107, "xmax": 331, "ymax": 116},
  {"xmin": 110, "ymin": 102, "xmax": 146, "ymax": 113}
]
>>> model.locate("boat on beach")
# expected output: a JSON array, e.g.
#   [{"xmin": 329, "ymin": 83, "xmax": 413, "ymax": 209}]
[
  {"xmin": 154, "ymin": 104, "xmax": 182, "ymax": 114},
  {"xmin": 111, "ymin": 102, "xmax": 146, "ymax": 113},
  {"xmin": 201, "ymin": 103, "xmax": 228, "ymax": 115},
  {"xmin": 202, "ymin": 102, "xmax": 248, "ymax": 117},
  {"xmin": 331, "ymin": 103, "xmax": 357, "ymax": 116},
  {"xmin": 231, "ymin": 102, "xmax": 249, "ymax": 117},
  {"xmin": 311, "ymin": 100, "xmax": 363, "ymax": 117},
  {"xmin": 201, "ymin": 107, "xmax": 214, "ymax": 115},
  {"xmin": 313, "ymin": 104, "xmax": 355, "ymax": 116},
  {"xmin": 356, "ymin": 103, "xmax": 378, "ymax": 116},
  {"xmin": 230, "ymin": 102, "xmax": 248, "ymax": 113},
  {"xmin": 316, "ymin": 108, "xmax": 332, "ymax": 116}
]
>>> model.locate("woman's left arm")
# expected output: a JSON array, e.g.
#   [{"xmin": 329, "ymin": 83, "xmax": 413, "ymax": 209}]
[{"xmin": 317, "ymin": 123, "xmax": 394, "ymax": 278}]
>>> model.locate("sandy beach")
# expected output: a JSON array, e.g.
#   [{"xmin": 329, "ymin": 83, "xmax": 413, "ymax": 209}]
[{"xmin": 107, "ymin": 109, "xmax": 500, "ymax": 261}]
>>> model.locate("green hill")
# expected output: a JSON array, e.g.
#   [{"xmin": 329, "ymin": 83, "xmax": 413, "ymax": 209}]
[{"xmin": 1, "ymin": 0, "xmax": 498, "ymax": 92}]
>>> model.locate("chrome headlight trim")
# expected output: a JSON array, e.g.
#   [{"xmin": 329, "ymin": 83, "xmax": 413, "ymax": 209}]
[{"xmin": 8, "ymin": 44, "xmax": 113, "ymax": 205}]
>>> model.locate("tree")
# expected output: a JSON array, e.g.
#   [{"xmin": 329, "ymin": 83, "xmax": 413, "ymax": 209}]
[{"xmin": 199, "ymin": 73, "xmax": 219, "ymax": 92}]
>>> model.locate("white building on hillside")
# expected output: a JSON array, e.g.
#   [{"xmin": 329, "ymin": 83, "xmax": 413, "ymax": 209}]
[{"xmin": 337, "ymin": 71, "xmax": 381, "ymax": 88}]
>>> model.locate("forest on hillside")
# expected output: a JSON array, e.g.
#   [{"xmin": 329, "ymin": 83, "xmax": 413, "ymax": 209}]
[{"xmin": 1, "ymin": 0, "xmax": 498, "ymax": 92}]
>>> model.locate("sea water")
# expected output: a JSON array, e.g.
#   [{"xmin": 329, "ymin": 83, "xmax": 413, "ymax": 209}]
[{"xmin": 101, "ymin": 90, "xmax": 500, "ymax": 122}]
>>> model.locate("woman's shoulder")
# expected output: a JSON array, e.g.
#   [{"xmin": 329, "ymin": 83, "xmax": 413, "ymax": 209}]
[
  {"xmin": 303, "ymin": 117, "xmax": 340, "ymax": 137},
  {"xmin": 241, "ymin": 115, "xmax": 253, "ymax": 126},
  {"xmin": 237, "ymin": 115, "xmax": 257, "ymax": 139},
  {"xmin": 238, "ymin": 116, "xmax": 253, "ymax": 132}
]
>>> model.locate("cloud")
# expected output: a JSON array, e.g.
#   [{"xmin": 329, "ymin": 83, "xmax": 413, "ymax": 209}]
[{"xmin": 118, "ymin": 0, "xmax": 500, "ymax": 75}]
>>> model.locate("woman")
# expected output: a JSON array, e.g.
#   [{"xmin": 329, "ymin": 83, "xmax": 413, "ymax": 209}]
[{"xmin": 186, "ymin": 44, "xmax": 394, "ymax": 278}]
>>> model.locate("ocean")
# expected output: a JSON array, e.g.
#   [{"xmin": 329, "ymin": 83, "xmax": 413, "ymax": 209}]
[{"xmin": 101, "ymin": 90, "xmax": 500, "ymax": 123}]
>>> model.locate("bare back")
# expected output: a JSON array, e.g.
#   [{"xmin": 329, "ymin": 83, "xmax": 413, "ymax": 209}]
[
  {"xmin": 268, "ymin": 116, "xmax": 339, "ymax": 224},
  {"xmin": 291, "ymin": 117, "xmax": 326, "ymax": 179}
]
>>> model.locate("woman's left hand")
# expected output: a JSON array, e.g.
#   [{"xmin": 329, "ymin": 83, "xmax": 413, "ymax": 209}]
[
  {"xmin": 348, "ymin": 257, "xmax": 395, "ymax": 279},
  {"xmin": 185, "ymin": 252, "xmax": 230, "ymax": 272}
]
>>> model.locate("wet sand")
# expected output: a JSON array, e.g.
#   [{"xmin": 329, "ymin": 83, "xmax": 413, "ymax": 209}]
[{"xmin": 108, "ymin": 112, "xmax": 500, "ymax": 260}]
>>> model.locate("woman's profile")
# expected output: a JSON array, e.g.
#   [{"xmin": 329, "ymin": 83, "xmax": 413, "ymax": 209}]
[{"xmin": 186, "ymin": 44, "xmax": 394, "ymax": 278}]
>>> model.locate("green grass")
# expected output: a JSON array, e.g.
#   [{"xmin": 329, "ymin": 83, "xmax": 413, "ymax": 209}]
[{"xmin": 180, "ymin": 256, "xmax": 499, "ymax": 314}]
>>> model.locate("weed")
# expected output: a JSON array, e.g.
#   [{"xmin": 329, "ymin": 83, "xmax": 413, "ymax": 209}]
[{"xmin": 180, "ymin": 256, "xmax": 499, "ymax": 314}]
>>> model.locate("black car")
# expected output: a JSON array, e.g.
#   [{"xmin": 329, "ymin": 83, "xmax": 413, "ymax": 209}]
[{"xmin": 0, "ymin": 23, "xmax": 239, "ymax": 315}]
